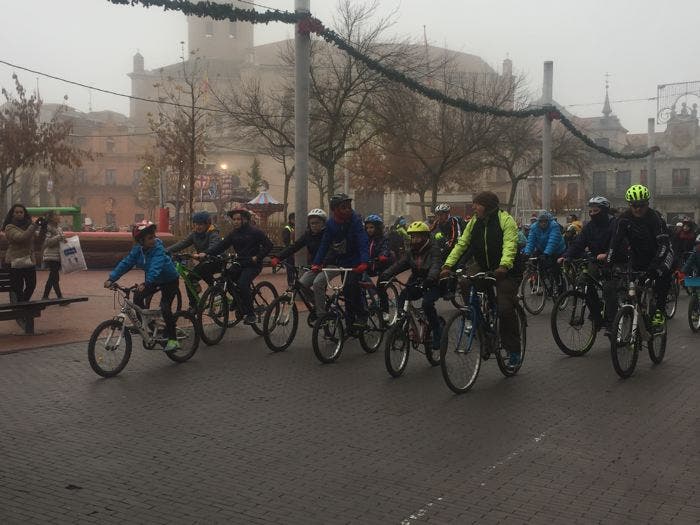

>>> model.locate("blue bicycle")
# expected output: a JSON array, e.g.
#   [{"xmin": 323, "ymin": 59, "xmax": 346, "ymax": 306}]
[{"xmin": 440, "ymin": 271, "xmax": 527, "ymax": 394}]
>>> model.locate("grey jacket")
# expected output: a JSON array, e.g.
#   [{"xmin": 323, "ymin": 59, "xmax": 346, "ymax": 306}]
[
  {"xmin": 167, "ymin": 226, "xmax": 221, "ymax": 254},
  {"xmin": 42, "ymin": 225, "xmax": 66, "ymax": 262}
]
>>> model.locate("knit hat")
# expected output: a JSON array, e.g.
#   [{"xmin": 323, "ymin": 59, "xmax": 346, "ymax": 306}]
[{"xmin": 472, "ymin": 191, "xmax": 500, "ymax": 211}]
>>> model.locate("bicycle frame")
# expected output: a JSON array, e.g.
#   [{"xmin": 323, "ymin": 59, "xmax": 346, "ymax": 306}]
[
  {"xmin": 112, "ymin": 287, "xmax": 167, "ymax": 347},
  {"xmin": 618, "ymin": 270, "xmax": 656, "ymax": 343},
  {"xmin": 455, "ymin": 272, "xmax": 498, "ymax": 353}
]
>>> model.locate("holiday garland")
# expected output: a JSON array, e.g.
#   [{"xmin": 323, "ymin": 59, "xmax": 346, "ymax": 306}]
[{"xmin": 106, "ymin": 0, "xmax": 657, "ymax": 160}]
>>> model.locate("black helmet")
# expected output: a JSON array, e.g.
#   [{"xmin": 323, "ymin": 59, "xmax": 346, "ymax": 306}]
[{"xmin": 329, "ymin": 193, "xmax": 352, "ymax": 210}]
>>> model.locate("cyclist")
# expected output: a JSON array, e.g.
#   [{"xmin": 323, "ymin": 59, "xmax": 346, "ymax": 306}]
[
  {"xmin": 388, "ymin": 216, "xmax": 409, "ymax": 260},
  {"xmin": 431, "ymin": 203, "xmax": 464, "ymax": 260},
  {"xmin": 311, "ymin": 193, "xmax": 369, "ymax": 328},
  {"xmin": 281, "ymin": 212, "xmax": 296, "ymax": 287},
  {"xmin": 167, "ymin": 211, "xmax": 221, "ymax": 309},
  {"xmin": 682, "ymin": 235, "xmax": 700, "ymax": 277},
  {"xmin": 563, "ymin": 213, "xmax": 583, "ymax": 246},
  {"xmin": 439, "ymin": 191, "xmax": 522, "ymax": 367},
  {"xmin": 104, "ymin": 220, "xmax": 181, "ymax": 351},
  {"xmin": 364, "ymin": 214, "xmax": 393, "ymax": 319},
  {"xmin": 557, "ymin": 196, "xmax": 619, "ymax": 330},
  {"xmin": 270, "ymin": 208, "xmax": 328, "ymax": 320},
  {"xmin": 608, "ymin": 184, "xmax": 673, "ymax": 329},
  {"xmin": 523, "ymin": 210, "xmax": 567, "ymax": 292},
  {"xmin": 672, "ymin": 217, "xmax": 697, "ymax": 270},
  {"xmin": 380, "ymin": 221, "xmax": 443, "ymax": 350},
  {"xmin": 196, "ymin": 208, "xmax": 273, "ymax": 325}
]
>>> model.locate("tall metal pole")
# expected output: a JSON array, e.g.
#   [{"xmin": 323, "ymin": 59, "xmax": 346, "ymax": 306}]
[
  {"xmin": 294, "ymin": 0, "xmax": 311, "ymax": 267},
  {"xmin": 542, "ymin": 61, "xmax": 553, "ymax": 212},
  {"xmin": 647, "ymin": 117, "xmax": 656, "ymax": 204}
]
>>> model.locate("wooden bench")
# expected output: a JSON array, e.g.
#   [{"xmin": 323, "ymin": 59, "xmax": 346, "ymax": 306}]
[{"xmin": 0, "ymin": 268, "xmax": 89, "ymax": 334}]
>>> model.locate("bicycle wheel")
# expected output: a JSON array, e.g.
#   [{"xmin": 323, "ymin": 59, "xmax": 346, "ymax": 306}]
[
  {"xmin": 144, "ymin": 288, "xmax": 183, "ymax": 312},
  {"xmin": 262, "ymin": 295, "xmax": 299, "ymax": 352},
  {"xmin": 250, "ymin": 281, "xmax": 278, "ymax": 335},
  {"xmin": 665, "ymin": 280, "xmax": 679, "ymax": 319},
  {"xmin": 610, "ymin": 305, "xmax": 640, "ymax": 378},
  {"xmin": 88, "ymin": 319, "xmax": 132, "ymax": 378},
  {"xmin": 551, "ymin": 290, "xmax": 596, "ymax": 356},
  {"xmin": 384, "ymin": 282, "xmax": 400, "ymax": 326},
  {"xmin": 440, "ymin": 309, "xmax": 481, "ymax": 394},
  {"xmin": 359, "ymin": 291, "xmax": 385, "ymax": 353},
  {"xmin": 688, "ymin": 294, "xmax": 700, "ymax": 333},
  {"xmin": 312, "ymin": 313, "xmax": 345, "ymax": 364},
  {"xmin": 423, "ymin": 316, "xmax": 445, "ymax": 366},
  {"xmin": 384, "ymin": 322, "xmax": 410, "ymax": 377},
  {"xmin": 496, "ymin": 304, "xmax": 527, "ymax": 376},
  {"xmin": 520, "ymin": 269, "xmax": 546, "ymax": 315},
  {"xmin": 165, "ymin": 311, "xmax": 200, "ymax": 362},
  {"xmin": 197, "ymin": 287, "xmax": 229, "ymax": 346}
]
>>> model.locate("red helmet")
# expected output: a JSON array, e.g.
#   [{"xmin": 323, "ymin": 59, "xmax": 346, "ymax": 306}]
[{"xmin": 132, "ymin": 220, "xmax": 156, "ymax": 240}]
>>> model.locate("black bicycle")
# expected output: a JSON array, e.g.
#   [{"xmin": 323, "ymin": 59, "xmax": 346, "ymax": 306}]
[{"xmin": 520, "ymin": 256, "xmax": 570, "ymax": 315}]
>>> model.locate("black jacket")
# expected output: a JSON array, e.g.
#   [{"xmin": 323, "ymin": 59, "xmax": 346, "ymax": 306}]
[
  {"xmin": 564, "ymin": 214, "xmax": 614, "ymax": 259},
  {"xmin": 608, "ymin": 208, "xmax": 673, "ymax": 272},
  {"xmin": 207, "ymin": 223, "xmax": 273, "ymax": 266},
  {"xmin": 277, "ymin": 228, "xmax": 325, "ymax": 264},
  {"xmin": 381, "ymin": 238, "xmax": 442, "ymax": 284}
]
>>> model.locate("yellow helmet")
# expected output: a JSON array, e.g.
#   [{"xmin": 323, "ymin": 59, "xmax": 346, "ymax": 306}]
[{"xmin": 406, "ymin": 220, "xmax": 429, "ymax": 234}]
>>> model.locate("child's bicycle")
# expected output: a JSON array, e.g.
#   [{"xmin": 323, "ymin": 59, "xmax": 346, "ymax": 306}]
[
  {"xmin": 311, "ymin": 268, "xmax": 386, "ymax": 363},
  {"xmin": 685, "ymin": 276, "xmax": 700, "ymax": 332},
  {"xmin": 440, "ymin": 270, "xmax": 527, "ymax": 394},
  {"xmin": 381, "ymin": 278, "xmax": 444, "ymax": 377},
  {"xmin": 88, "ymin": 284, "xmax": 199, "ymax": 377},
  {"xmin": 196, "ymin": 255, "xmax": 278, "ymax": 345}
]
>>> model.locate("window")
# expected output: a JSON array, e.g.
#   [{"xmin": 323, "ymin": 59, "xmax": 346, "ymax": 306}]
[
  {"xmin": 229, "ymin": 21, "xmax": 237, "ymax": 38},
  {"xmin": 615, "ymin": 170, "xmax": 631, "ymax": 193},
  {"xmin": 106, "ymin": 137, "xmax": 115, "ymax": 153},
  {"xmin": 105, "ymin": 169, "xmax": 117, "ymax": 185},
  {"xmin": 205, "ymin": 19, "xmax": 214, "ymax": 37},
  {"xmin": 76, "ymin": 169, "xmax": 87, "ymax": 185},
  {"xmin": 672, "ymin": 168, "xmax": 690, "ymax": 188},
  {"xmin": 592, "ymin": 172, "xmax": 607, "ymax": 195},
  {"xmin": 566, "ymin": 183, "xmax": 579, "ymax": 201}
]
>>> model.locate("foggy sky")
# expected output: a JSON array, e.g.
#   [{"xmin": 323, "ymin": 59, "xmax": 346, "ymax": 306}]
[{"xmin": 1, "ymin": 0, "xmax": 697, "ymax": 135}]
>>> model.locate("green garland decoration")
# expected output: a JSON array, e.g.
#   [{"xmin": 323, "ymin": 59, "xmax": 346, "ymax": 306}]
[{"xmin": 106, "ymin": 0, "xmax": 658, "ymax": 160}]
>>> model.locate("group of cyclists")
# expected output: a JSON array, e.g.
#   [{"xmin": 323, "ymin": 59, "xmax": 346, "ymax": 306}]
[{"xmin": 101, "ymin": 183, "xmax": 699, "ymax": 380}]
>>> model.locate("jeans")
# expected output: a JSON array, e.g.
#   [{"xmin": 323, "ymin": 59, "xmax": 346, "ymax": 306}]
[
  {"xmin": 134, "ymin": 280, "xmax": 179, "ymax": 339},
  {"xmin": 298, "ymin": 269, "xmax": 328, "ymax": 314},
  {"xmin": 10, "ymin": 267, "xmax": 36, "ymax": 302},
  {"xmin": 228, "ymin": 265, "xmax": 261, "ymax": 316},
  {"xmin": 42, "ymin": 260, "xmax": 62, "ymax": 299},
  {"xmin": 397, "ymin": 283, "xmax": 441, "ymax": 338}
]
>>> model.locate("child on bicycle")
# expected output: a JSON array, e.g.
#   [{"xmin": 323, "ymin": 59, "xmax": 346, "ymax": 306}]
[
  {"xmin": 167, "ymin": 211, "xmax": 221, "ymax": 309},
  {"xmin": 364, "ymin": 214, "xmax": 393, "ymax": 320},
  {"xmin": 380, "ymin": 221, "xmax": 443, "ymax": 350},
  {"xmin": 104, "ymin": 220, "xmax": 180, "ymax": 351}
]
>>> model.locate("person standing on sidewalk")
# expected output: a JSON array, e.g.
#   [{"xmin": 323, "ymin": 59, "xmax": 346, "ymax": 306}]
[
  {"xmin": 2, "ymin": 203, "xmax": 46, "ymax": 302},
  {"xmin": 41, "ymin": 211, "xmax": 67, "ymax": 301}
]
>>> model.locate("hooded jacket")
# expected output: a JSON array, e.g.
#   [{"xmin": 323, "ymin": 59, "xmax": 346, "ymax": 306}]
[
  {"xmin": 608, "ymin": 208, "xmax": 673, "ymax": 272},
  {"xmin": 381, "ymin": 237, "xmax": 442, "ymax": 284},
  {"xmin": 313, "ymin": 211, "xmax": 369, "ymax": 267},
  {"xmin": 168, "ymin": 225, "xmax": 221, "ymax": 254},
  {"xmin": 109, "ymin": 238, "xmax": 178, "ymax": 285},
  {"xmin": 564, "ymin": 213, "xmax": 615, "ymax": 259},
  {"xmin": 42, "ymin": 224, "xmax": 66, "ymax": 262},
  {"xmin": 524, "ymin": 218, "xmax": 566, "ymax": 256},
  {"xmin": 207, "ymin": 222, "xmax": 273, "ymax": 266}
]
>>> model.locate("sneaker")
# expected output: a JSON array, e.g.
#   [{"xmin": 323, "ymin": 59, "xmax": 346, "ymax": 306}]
[
  {"xmin": 164, "ymin": 339, "xmax": 181, "ymax": 352},
  {"xmin": 651, "ymin": 309, "xmax": 665, "ymax": 328},
  {"xmin": 243, "ymin": 314, "xmax": 257, "ymax": 325},
  {"xmin": 507, "ymin": 351, "xmax": 521, "ymax": 368}
]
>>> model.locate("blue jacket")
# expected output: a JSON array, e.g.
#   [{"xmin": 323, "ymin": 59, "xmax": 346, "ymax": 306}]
[
  {"xmin": 682, "ymin": 250, "xmax": 700, "ymax": 276},
  {"xmin": 313, "ymin": 211, "xmax": 369, "ymax": 267},
  {"xmin": 524, "ymin": 219, "xmax": 566, "ymax": 256},
  {"xmin": 109, "ymin": 238, "xmax": 179, "ymax": 285}
]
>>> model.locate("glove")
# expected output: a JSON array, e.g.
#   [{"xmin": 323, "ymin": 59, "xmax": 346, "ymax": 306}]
[
  {"xmin": 103, "ymin": 280, "xmax": 113, "ymax": 289},
  {"xmin": 378, "ymin": 255, "xmax": 389, "ymax": 264},
  {"xmin": 494, "ymin": 266, "xmax": 508, "ymax": 280},
  {"xmin": 311, "ymin": 264, "xmax": 322, "ymax": 273},
  {"xmin": 439, "ymin": 267, "xmax": 452, "ymax": 279},
  {"xmin": 270, "ymin": 257, "xmax": 280, "ymax": 267},
  {"xmin": 352, "ymin": 262, "xmax": 368, "ymax": 274}
]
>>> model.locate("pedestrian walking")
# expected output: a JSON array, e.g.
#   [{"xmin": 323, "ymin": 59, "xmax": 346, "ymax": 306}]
[{"xmin": 41, "ymin": 211, "xmax": 67, "ymax": 301}]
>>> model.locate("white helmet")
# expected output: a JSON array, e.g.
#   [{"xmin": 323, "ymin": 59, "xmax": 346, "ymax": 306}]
[
  {"xmin": 435, "ymin": 203, "xmax": 451, "ymax": 213},
  {"xmin": 307, "ymin": 208, "xmax": 327, "ymax": 220},
  {"xmin": 588, "ymin": 196, "xmax": 611, "ymax": 209}
]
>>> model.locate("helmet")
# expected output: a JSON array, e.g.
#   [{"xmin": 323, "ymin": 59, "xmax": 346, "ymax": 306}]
[
  {"xmin": 406, "ymin": 221, "xmax": 430, "ymax": 234},
  {"xmin": 435, "ymin": 203, "xmax": 451, "ymax": 213},
  {"xmin": 227, "ymin": 208, "xmax": 251, "ymax": 220},
  {"xmin": 364, "ymin": 214, "xmax": 383, "ymax": 225},
  {"xmin": 676, "ymin": 222, "xmax": 684, "ymax": 228},
  {"xmin": 625, "ymin": 184, "xmax": 650, "ymax": 202},
  {"xmin": 537, "ymin": 211, "xmax": 552, "ymax": 221},
  {"xmin": 307, "ymin": 208, "xmax": 327, "ymax": 220},
  {"xmin": 132, "ymin": 220, "xmax": 156, "ymax": 240},
  {"xmin": 192, "ymin": 211, "xmax": 211, "ymax": 224},
  {"xmin": 588, "ymin": 196, "xmax": 611, "ymax": 209},
  {"xmin": 396, "ymin": 216, "xmax": 407, "ymax": 227},
  {"xmin": 329, "ymin": 193, "xmax": 352, "ymax": 210}
]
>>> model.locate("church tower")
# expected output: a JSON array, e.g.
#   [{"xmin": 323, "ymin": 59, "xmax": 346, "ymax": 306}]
[{"xmin": 187, "ymin": 1, "xmax": 254, "ymax": 64}]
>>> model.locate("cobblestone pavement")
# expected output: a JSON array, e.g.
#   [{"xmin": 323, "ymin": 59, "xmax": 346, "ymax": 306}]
[{"xmin": 1, "ymin": 297, "xmax": 698, "ymax": 524}]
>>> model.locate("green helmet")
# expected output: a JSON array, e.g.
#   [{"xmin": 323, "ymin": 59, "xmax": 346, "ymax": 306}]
[{"xmin": 625, "ymin": 184, "xmax": 650, "ymax": 202}]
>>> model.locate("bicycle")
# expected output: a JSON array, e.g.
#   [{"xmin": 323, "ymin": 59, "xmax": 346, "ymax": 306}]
[
  {"xmin": 609, "ymin": 269, "xmax": 667, "ymax": 378},
  {"xmin": 88, "ymin": 284, "xmax": 199, "ymax": 377},
  {"xmin": 311, "ymin": 268, "xmax": 386, "ymax": 363},
  {"xmin": 440, "ymin": 270, "xmax": 527, "ymax": 394},
  {"xmin": 685, "ymin": 276, "xmax": 700, "ymax": 332},
  {"xmin": 196, "ymin": 255, "xmax": 278, "ymax": 345},
  {"xmin": 519, "ymin": 256, "xmax": 570, "ymax": 315},
  {"xmin": 550, "ymin": 259, "xmax": 622, "ymax": 357},
  {"xmin": 382, "ymin": 278, "xmax": 444, "ymax": 377}
]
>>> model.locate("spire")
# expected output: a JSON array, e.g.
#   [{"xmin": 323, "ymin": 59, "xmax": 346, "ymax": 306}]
[{"xmin": 602, "ymin": 73, "xmax": 612, "ymax": 117}]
